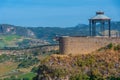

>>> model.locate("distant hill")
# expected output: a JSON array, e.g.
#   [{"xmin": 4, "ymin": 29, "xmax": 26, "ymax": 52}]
[
  {"xmin": 0, "ymin": 24, "xmax": 36, "ymax": 38},
  {"xmin": 28, "ymin": 24, "xmax": 89, "ymax": 43},
  {"xmin": 0, "ymin": 21, "xmax": 120, "ymax": 43}
]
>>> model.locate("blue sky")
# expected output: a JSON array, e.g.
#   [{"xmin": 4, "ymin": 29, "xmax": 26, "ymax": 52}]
[{"xmin": 0, "ymin": 0, "xmax": 120, "ymax": 27}]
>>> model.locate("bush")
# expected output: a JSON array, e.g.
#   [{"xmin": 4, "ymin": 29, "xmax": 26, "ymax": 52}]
[
  {"xmin": 31, "ymin": 66, "xmax": 39, "ymax": 73},
  {"xmin": 75, "ymin": 55, "xmax": 95, "ymax": 67},
  {"xmin": 0, "ymin": 54, "xmax": 10, "ymax": 62},
  {"xmin": 18, "ymin": 58, "xmax": 39, "ymax": 68},
  {"xmin": 106, "ymin": 43, "xmax": 113, "ymax": 49},
  {"xmin": 32, "ymin": 51, "xmax": 39, "ymax": 56},
  {"xmin": 108, "ymin": 76, "xmax": 120, "ymax": 80},
  {"xmin": 70, "ymin": 73, "xmax": 90, "ymax": 80},
  {"xmin": 52, "ymin": 68, "xmax": 68, "ymax": 78},
  {"xmin": 114, "ymin": 44, "xmax": 120, "ymax": 51},
  {"xmin": 23, "ymin": 78, "xmax": 29, "ymax": 80}
]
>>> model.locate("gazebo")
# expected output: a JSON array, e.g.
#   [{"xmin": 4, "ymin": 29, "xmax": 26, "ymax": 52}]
[{"xmin": 89, "ymin": 11, "xmax": 111, "ymax": 37}]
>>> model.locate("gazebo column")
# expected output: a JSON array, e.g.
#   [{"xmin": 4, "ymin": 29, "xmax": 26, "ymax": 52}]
[
  {"xmin": 91, "ymin": 20, "xmax": 94, "ymax": 36},
  {"xmin": 101, "ymin": 21, "xmax": 105, "ymax": 36},
  {"xmin": 108, "ymin": 20, "xmax": 111, "ymax": 37},
  {"xmin": 89, "ymin": 20, "xmax": 92, "ymax": 36},
  {"xmin": 92, "ymin": 20, "xmax": 96, "ymax": 36},
  {"xmin": 100, "ymin": 21, "xmax": 103, "ymax": 36},
  {"xmin": 94, "ymin": 21, "xmax": 96, "ymax": 36}
]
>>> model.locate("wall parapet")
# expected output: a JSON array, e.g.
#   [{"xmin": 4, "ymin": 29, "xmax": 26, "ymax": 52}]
[{"xmin": 59, "ymin": 36, "xmax": 120, "ymax": 54}]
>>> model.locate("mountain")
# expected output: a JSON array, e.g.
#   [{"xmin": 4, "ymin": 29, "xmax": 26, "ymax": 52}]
[
  {"xmin": 0, "ymin": 24, "xmax": 36, "ymax": 38},
  {"xmin": 28, "ymin": 24, "xmax": 89, "ymax": 43},
  {"xmin": 0, "ymin": 21, "xmax": 120, "ymax": 43}
]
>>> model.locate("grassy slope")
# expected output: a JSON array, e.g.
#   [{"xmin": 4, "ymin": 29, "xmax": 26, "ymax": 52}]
[
  {"xmin": 0, "ymin": 35, "xmax": 22, "ymax": 47},
  {"xmin": 0, "ymin": 60, "xmax": 37, "ymax": 79},
  {"xmin": 18, "ymin": 72, "xmax": 36, "ymax": 80},
  {"xmin": 0, "ymin": 34, "xmax": 48, "ymax": 48},
  {"xmin": 0, "ymin": 62, "xmax": 36, "ymax": 79},
  {"xmin": 0, "ymin": 42, "xmax": 5, "ymax": 48}
]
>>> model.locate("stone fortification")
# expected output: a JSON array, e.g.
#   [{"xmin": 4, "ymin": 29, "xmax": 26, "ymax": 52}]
[{"xmin": 59, "ymin": 36, "xmax": 120, "ymax": 54}]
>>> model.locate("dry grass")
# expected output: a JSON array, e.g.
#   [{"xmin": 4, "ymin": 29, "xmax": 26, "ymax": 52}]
[
  {"xmin": 39, "ymin": 44, "xmax": 120, "ymax": 79},
  {"xmin": 0, "ymin": 61, "xmax": 18, "ymax": 75}
]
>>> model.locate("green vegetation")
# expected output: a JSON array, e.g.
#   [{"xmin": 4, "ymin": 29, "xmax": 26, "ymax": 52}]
[
  {"xmin": 52, "ymin": 68, "xmax": 68, "ymax": 78},
  {"xmin": 0, "ymin": 45, "xmax": 57, "ymax": 79},
  {"xmin": 0, "ymin": 54, "xmax": 10, "ymax": 62},
  {"xmin": 17, "ymin": 39, "xmax": 31, "ymax": 48},
  {"xmin": 106, "ymin": 43, "xmax": 113, "ymax": 49},
  {"xmin": 31, "ymin": 66, "xmax": 39, "ymax": 73},
  {"xmin": 1, "ymin": 35, "xmax": 21, "ymax": 41},
  {"xmin": 0, "ymin": 34, "xmax": 48, "ymax": 49},
  {"xmin": 0, "ymin": 53, "xmax": 40, "ymax": 69},
  {"xmin": 0, "ymin": 35, "xmax": 22, "ymax": 48},
  {"xmin": 70, "ymin": 73, "xmax": 90, "ymax": 80},
  {"xmin": 18, "ymin": 72, "xmax": 36, "ymax": 80},
  {"xmin": 75, "ymin": 55, "xmax": 95, "ymax": 67},
  {"xmin": 18, "ymin": 57, "xmax": 39, "ymax": 68},
  {"xmin": 0, "ymin": 42, "xmax": 6, "ymax": 48},
  {"xmin": 114, "ymin": 44, "xmax": 120, "ymax": 51},
  {"xmin": 99, "ymin": 43, "xmax": 120, "ymax": 51},
  {"xmin": 2, "ymin": 72, "xmax": 36, "ymax": 80}
]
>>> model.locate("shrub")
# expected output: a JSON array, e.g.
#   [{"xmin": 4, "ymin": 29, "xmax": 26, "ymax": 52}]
[
  {"xmin": 107, "ymin": 76, "xmax": 120, "ymax": 80},
  {"xmin": 114, "ymin": 44, "xmax": 120, "ymax": 51},
  {"xmin": 31, "ymin": 66, "xmax": 39, "ymax": 73},
  {"xmin": 70, "ymin": 73, "xmax": 90, "ymax": 80},
  {"xmin": 52, "ymin": 68, "xmax": 68, "ymax": 78},
  {"xmin": 23, "ymin": 78, "xmax": 29, "ymax": 80},
  {"xmin": 18, "ymin": 58, "xmax": 39, "ymax": 68},
  {"xmin": 106, "ymin": 43, "xmax": 113, "ymax": 49}
]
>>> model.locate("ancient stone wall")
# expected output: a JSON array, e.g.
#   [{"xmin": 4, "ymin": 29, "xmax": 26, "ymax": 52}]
[{"xmin": 59, "ymin": 36, "xmax": 120, "ymax": 54}]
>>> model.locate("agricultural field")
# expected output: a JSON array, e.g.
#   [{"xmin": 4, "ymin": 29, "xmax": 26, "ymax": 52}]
[
  {"xmin": 0, "ymin": 62, "xmax": 18, "ymax": 75},
  {"xmin": 17, "ymin": 72, "xmax": 36, "ymax": 80},
  {"xmin": 0, "ymin": 35, "xmax": 22, "ymax": 48},
  {"xmin": 0, "ymin": 53, "xmax": 38, "ymax": 79},
  {"xmin": 0, "ymin": 35, "xmax": 48, "ymax": 49},
  {"xmin": 0, "ymin": 48, "xmax": 58, "ymax": 80}
]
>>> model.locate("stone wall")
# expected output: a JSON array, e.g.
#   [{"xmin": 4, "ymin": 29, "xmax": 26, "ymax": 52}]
[{"xmin": 59, "ymin": 36, "xmax": 120, "ymax": 54}]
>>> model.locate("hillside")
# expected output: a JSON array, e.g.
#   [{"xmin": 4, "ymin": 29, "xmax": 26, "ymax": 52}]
[
  {"xmin": 0, "ymin": 21, "xmax": 120, "ymax": 43},
  {"xmin": 0, "ymin": 44, "xmax": 59, "ymax": 79},
  {"xmin": 0, "ymin": 24, "xmax": 36, "ymax": 38},
  {"xmin": 0, "ymin": 35, "xmax": 48, "ymax": 49},
  {"xmin": 34, "ymin": 43, "xmax": 120, "ymax": 80}
]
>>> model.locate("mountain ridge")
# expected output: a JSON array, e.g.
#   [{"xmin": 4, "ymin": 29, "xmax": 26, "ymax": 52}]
[{"xmin": 0, "ymin": 21, "xmax": 120, "ymax": 43}]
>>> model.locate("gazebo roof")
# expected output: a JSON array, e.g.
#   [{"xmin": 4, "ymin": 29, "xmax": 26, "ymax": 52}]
[{"xmin": 90, "ymin": 11, "xmax": 110, "ymax": 20}]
